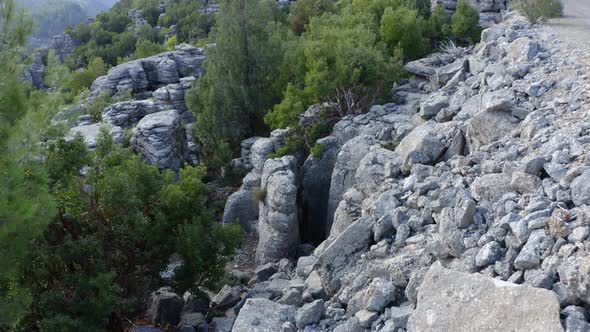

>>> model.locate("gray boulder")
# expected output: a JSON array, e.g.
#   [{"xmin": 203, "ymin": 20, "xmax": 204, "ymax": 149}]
[
  {"xmin": 295, "ymin": 299, "xmax": 324, "ymax": 328},
  {"xmin": 317, "ymin": 216, "xmax": 373, "ymax": 296},
  {"xmin": 232, "ymin": 298, "xmax": 296, "ymax": 332},
  {"xmin": 102, "ymin": 99, "xmax": 163, "ymax": 128},
  {"xmin": 470, "ymin": 173, "xmax": 512, "ymax": 202},
  {"xmin": 420, "ymin": 93, "xmax": 449, "ymax": 119},
  {"xmin": 222, "ymin": 189, "xmax": 259, "ymax": 233},
  {"xmin": 131, "ymin": 110, "xmax": 189, "ymax": 170},
  {"xmin": 408, "ymin": 263, "xmax": 563, "ymax": 332},
  {"xmin": 89, "ymin": 44, "xmax": 205, "ymax": 98},
  {"xmin": 465, "ymin": 97, "xmax": 520, "ymax": 152},
  {"xmin": 395, "ymin": 122, "xmax": 453, "ymax": 174},
  {"xmin": 571, "ymin": 170, "xmax": 590, "ymax": 206},
  {"xmin": 509, "ymin": 37, "xmax": 540, "ymax": 63},
  {"xmin": 250, "ymin": 138, "xmax": 275, "ymax": 173}
]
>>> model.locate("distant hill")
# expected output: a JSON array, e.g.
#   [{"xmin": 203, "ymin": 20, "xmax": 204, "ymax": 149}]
[{"xmin": 16, "ymin": 0, "xmax": 118, "ymax": 47}]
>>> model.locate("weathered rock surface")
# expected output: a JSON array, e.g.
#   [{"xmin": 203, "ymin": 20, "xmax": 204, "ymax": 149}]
[
  {"xmin": 131, "ymin": 110, "xmax": 188, "ymax": 170},
  {"xmin": 221, "ymin": 11, "xmax": 590, "ymax": 332},
  {"xmin": 89, "ymin": 44, "xmax": 205, "ymax": 99},
  {"xmin": 232, "ymin": 298, "xmax": 296, "ymax": 332},
  {"xmin": 408, "ymin": 263, "xmax": 563, "ymax": 332},
  {"xmin": 256, "ymin": 157, "xmax": 300, "ymax": 264}
]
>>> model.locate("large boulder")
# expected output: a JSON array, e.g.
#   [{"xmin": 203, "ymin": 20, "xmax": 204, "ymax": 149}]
[
  {"xmin": 470, "ymin": 173, "xmax": 512, "ymax": 202},
  {"xmin": 408, "ymin": 263, "xmax": 563, "ymax": 332},
  {"xmin": 465, "ymin": 92, "xmax": 520, "ymax": 153},
  {"xmin": 394, "ymin": 122, "xmax": 453, "ymax": 174},
  {"xmin": 250, "ymin": 138, "xmax": 275, "ymax": 173},
  {"xmin": 131, "ymin": 110, "xmax": 189, "ymax": 170},
  {"xmin": 222, "ymin": 189, "xmax": 259, "ymax": 233},
  {"xmin": 509, "ymin": 37, "xmax": 540, "ymax": 63},
  {"xmin": 232, "ymin": 298, "xmax": 296, "ymax": 332},
  {"xmin": 256, "ymin": 157, "xmax": 300, "ymax": 264},
  {"xmin": 571, "ymin": 170, "xmax": 590, "ymax": 206}
]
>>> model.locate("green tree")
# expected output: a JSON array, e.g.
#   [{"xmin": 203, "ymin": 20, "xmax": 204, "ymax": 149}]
[
  {"xmin": 289, "ymin": 0, "xmax": 334, "ymax": 34},
  {"xmin": 427, "ymin": 5, "xmax": 452, "ymax": 45},
  {"xmin": 66, "ymin": 57, "xmax": 108, "ymax": 96},
  {"xmin": 380, "ymin": 6, "xmax": 429, "ymax": 60},
  {"xmin": 192, "ymin": 0, "xmax": 284, "ymax": 163},
  {"xmin": 21, "ymin": 132, "xmax": 240, "ymax": 331},
  {"xmin": 451, "ymin": 0, "xmax": 481, "ymax": 44},
  {"xmin": 0, "ymin": 2, "xmax": 56, "ymax": 329}
]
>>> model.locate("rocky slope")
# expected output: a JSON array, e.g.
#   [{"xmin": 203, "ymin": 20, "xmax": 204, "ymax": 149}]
[{"xmin": 206, "ymin": 11, "xmax": 590, "ymax": 332}]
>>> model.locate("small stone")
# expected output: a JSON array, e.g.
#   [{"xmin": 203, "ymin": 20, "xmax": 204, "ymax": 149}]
[{"xmin": 475, "ymin": 241, "xmax": 504, "ymax": 268}]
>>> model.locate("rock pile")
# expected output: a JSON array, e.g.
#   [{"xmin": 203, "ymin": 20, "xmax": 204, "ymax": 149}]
[{"xmin": 218, "ymin": 11, "xmax": 590, "ymax": 332}]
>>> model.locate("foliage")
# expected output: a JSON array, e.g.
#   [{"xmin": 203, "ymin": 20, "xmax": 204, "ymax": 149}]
[
  {"xmin": 85, "ymin": 92, "xmax": 112, "ymax": 122},
  {"xmin": 289, "ymin": 0, "xmax": 335, "ymax": 34},
  {"xmin": 190, "ymin": 0, "xmax": 285, "ymax": 163},
  {"xmin": 310, "ymin": 142, "xmax": 325, "ymax": 159},
  {"xmin": 513, "ymin": 0, "xmax": 563, "ymax": 23},
  {"xmin": 66, "ymin": 57, "xmax": 108, "ymax": 96},
  {"xmin": 0, "ymin": 2, "xmax": 56, "ymax": 328},
  {"xmin": 451, "ymin": 0, "xmax": 481, "ymax": 44},
  {"xmin": 159, "ymin": 0, "xmax": 210, "ymax": 43},
  {"xmin": 427, "ymin": 5, "xmax": 452, "ymax": 46},
  {"xmin": 380, "ymin": 6, "xmax": 428, "ymax": 60},
  {"xmin": 19, "ymin": 133, "xmax": 241, "ymax": 331},
  {"xmin": 131, "ymin": 38, "xmax": 166, "ymax": 59}
]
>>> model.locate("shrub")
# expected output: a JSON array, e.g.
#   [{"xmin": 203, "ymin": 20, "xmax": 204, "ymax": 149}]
[
  {"xmin": 380, "ymin": 6, "xmax": 429, "ymax": 60},
  {"xmin": 84, "ymin": 93, "xmax": 112, "ymax": 122},
  {"xmin": 513, "ymin": 0, "xmax": 563, "ymax": 23},
  {"xmin": 19, "ymin": 132, "xmax": 240, "ymax": 331},
  {"xmin": 451, "ymin": 0, "xmax": 481, "ymax": 44},
  {"xmin": 310, "ymin": 143, "xmax": 325, "ymax": 159}
]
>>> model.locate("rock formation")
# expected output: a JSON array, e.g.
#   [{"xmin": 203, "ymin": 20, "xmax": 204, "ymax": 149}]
[{"xmin": 217, "ymin": 10, "xmax": 590, "ymax": 331}]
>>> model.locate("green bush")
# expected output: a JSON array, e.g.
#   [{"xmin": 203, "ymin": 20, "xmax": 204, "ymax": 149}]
[
  {"xmin": 451, "ymin": 0, "xmax": 481, "ymax": 44},
  {"xmin": 19, "ymin": 132, "xmax": 241, "ymax": 331},
  {"xmin": 310, "ymin": 143, "xmax": 325, "ymax": 159},
  {"xmin": 380, "ymin": 6, "xmax": 429, "ymax": 60},
  {"xmin": 66, "ymin": 57, "xmax": 108, "ymax": 96},
  {"xmin": 514, "ymin": 0, "xmax": 563, "ymax": 23}
]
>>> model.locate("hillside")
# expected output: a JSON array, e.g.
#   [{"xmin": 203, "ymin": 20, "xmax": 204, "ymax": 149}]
[
  {"xmin": 4, "ymin": 0, "xmax": 590, "ymax": 331},
  {"xmin": 15, "ymin": 0, "xmax": 116, "ymax": 47}
]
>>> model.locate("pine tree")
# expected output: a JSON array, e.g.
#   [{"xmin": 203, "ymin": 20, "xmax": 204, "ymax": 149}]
[
  {"xmin": 191, "ymin": 0, "xmax": 283, "ymax": 164},
  {"xmin": 0, "ymin": 1, "xmax": 56, "ymax": 329}
]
